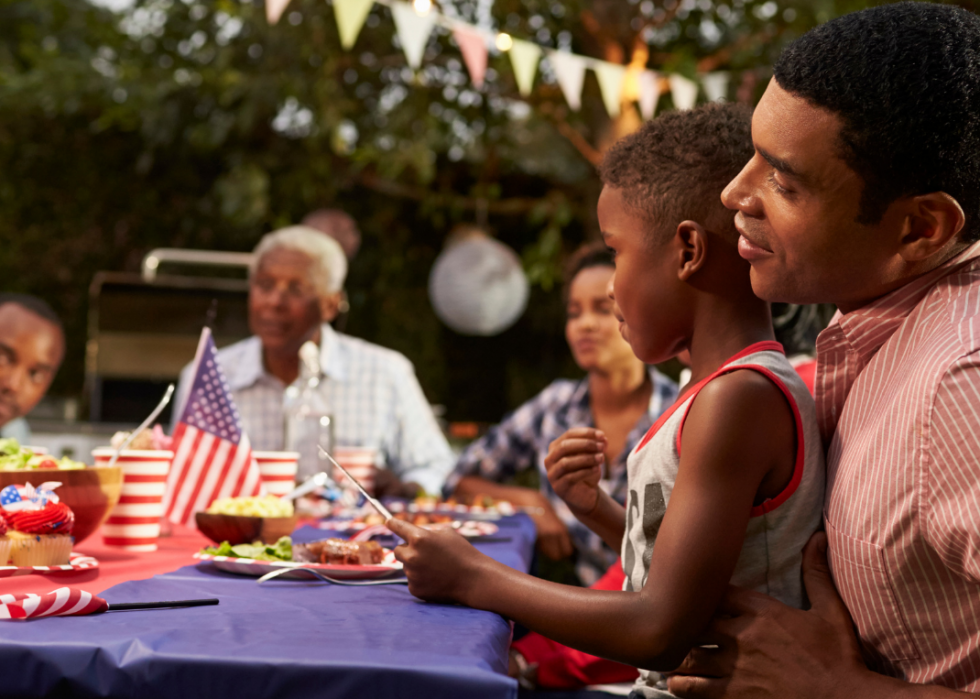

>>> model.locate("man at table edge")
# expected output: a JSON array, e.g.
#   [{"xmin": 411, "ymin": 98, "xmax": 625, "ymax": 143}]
[
  {"xmin": 173, "ymin": 226, "xmax": 455, "ymax": 497},
  {"xmin": 0, "ymin": 293, "xmax": 64, "ymax": 444},
  {"xmin": 669, "ymin": 4, "xmax": 980, "ymax": 697}
]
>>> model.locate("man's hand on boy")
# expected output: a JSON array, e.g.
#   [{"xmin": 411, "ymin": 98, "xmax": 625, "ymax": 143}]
[
  {"xmin": 545, "ymin": 427, "xmax": 607, "ymax": 517},
  {"xmin": 388, "ymin": 518, "xmax": 488, "ymax": 605},
  {"xmin": 666, "ymin": 532, "xmax": 878, "ymax": 699}
]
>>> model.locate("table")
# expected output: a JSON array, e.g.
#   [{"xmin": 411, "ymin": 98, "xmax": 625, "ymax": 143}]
[{"xmin": 0, "ymin": 515, "xmax": 536, "ymax": 699}]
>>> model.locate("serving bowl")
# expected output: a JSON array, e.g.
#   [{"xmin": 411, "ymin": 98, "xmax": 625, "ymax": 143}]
[
  {"xmin": 0, "ymin": 467, "xmax": 123, "ymax": 544},
  {"xmin": 195, "ymin": 512, "xmax": 297, "ymax": 546}
]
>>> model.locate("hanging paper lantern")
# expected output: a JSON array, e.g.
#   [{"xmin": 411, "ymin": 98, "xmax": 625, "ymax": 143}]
[{"xmin": 428, "ymin": 229, "xmax": 530, "ymax": 336}]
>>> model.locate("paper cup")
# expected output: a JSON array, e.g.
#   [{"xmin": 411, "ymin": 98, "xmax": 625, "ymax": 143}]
[
  {"xmin": 253, "ymin": 451, "xmax": 300, "ymax": 497},
  {"xmin": 93, "ymin": 448, "xmax": 172, "ymax": 551},
  {"xmin": 333, "ymin": 447, "xmax": 378, "ymax": 496}
]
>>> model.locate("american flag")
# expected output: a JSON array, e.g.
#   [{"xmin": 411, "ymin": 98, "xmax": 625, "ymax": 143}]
[
  {"xmin": 162, "ymin": 328, "xmax": 263, "ymax": 527},
  {"xmin": 0, "ymin": 587, "xmax": 108, "ymax": 619}
]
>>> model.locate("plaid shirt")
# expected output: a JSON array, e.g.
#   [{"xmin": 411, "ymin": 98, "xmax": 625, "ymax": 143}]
[
  {"xmin": 174, "ymin": 325, "xmax": 455, "ymax": 495},
  {"xmin": 445, "ymin": 369, "xmax": 679, "ymax": 584}
]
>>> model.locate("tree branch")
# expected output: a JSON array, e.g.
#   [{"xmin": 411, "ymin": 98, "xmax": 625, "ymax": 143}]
[{"xmin": 355, "ymin": 171, "xmax": 554, "ymax": 215}]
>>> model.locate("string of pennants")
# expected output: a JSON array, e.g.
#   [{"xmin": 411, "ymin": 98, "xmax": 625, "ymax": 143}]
[{"xmin": 265, "ymin": 0, "xmax": 731, "ymax": 119}]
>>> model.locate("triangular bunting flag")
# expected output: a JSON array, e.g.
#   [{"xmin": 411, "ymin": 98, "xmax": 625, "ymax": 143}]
[
  {"xmin": 594, "ymin": 61, "xmax": 627, "ymax": 118},
  {"xmin": 266, "ymin": 0, "xmax": 291, "ymax": 25},
  {"xmin": 548, "ymin": 51, "xmax": 587, "ymax": 111},
  {"xmin": 391, "ymin": 1, "xmax": 437, "ymax": 69},
  {"xmin": 334, "ymin": 0, "xmax": 375, "ymax": 50},
  {"xmin": 669, "ymin": 74, "xmax": 699, "ymax": 111},
  {"xmin": 453, "ymin": 25, "xmax": 488, "ymax": 89},
  {"xmin": 701, "ymin": 71, "xmax": 730, "ymax": 102},
  {"xmin": 638, "ymin": 70, "xmax": 660, "ymax": 120},
  {"xmin": 508, "ymin": 39, "xmax": 542, "ymax": 96}
]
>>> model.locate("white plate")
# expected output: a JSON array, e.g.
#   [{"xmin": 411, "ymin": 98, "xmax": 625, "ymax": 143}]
[
  {"xmin": 193, "ymin": 550, "xmax": 402, "ymax": 580},
  {"xmin": 0, "ymin": 552, "xmax": 99, "ymax": 578},
  {"xmin": 321, "ymin": 520, "xmax": 499, "ymax": 539}
]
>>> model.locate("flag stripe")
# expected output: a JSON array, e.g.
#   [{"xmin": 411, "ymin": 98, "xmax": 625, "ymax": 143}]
[{"xmin": 0, "ymin": 587, "xmax": 107, "ymax": 619}]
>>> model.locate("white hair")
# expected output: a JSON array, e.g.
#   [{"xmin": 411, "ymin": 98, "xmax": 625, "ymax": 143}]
[{"xmin": 251, "ymin": 225, "xmax": 348, "ymax": 295}]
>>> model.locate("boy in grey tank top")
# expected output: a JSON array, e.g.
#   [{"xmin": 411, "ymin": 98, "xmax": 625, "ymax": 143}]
[{"xmin": 386, "ymin": 104, "xmax": 825, "ymax": 698}]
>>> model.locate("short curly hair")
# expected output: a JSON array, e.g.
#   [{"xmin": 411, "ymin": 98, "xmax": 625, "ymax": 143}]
[
  {"xmin": 598, "ymin": 102, "xmax": 754, "ymax": 242},
  {"xmin": 774, "ymin": 2, "xmax": 980, "ymax": 243}
]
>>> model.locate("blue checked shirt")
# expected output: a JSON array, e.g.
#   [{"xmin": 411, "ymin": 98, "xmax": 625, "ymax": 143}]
[
  {"xmin": 445, "ymin": 368, "xmax": 679, "ymax": 585},
  {"xmin": 174, "ymin": 325, "xmax": 455, "ymax": 495}
]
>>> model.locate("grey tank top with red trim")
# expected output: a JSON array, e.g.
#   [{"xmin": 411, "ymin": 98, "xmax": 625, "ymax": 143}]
[{"xmin": 623, "ymin": 343, "xmax": 825, "ymax": 698}]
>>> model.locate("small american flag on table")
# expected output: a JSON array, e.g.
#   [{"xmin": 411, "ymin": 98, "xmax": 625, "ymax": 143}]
[{"xmin": 162, "ymin": 328, "xmax": 263, "ymax": 527}]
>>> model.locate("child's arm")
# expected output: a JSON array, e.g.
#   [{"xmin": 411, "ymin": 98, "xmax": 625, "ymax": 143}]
[
  {"xmin": 389, "ymin": 370, "xmax": 796, "ymax": 671},
  {"xmin": 543, "ymin": 427, "xmax": 626, "ymax": 552}
]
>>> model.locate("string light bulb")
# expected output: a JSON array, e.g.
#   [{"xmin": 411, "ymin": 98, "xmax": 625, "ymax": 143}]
[
  {"xmin": 413, "ymin": 0, "xmax": 432, "ymax": 15},
  {"xmin": 495, "ymin": 33, "xmax": 513, "ymax": 51}
]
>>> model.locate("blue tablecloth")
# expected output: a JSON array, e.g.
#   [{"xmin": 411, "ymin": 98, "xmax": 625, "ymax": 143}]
[{"xmin": 0, "ymin": 514, "xmax": 536, "ymax": 699}]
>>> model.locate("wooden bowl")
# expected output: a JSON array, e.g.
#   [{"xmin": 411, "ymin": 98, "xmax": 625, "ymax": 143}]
[
  {"xmin": 0, "ymin": 467, "xmax": 123, "ymax": 544},
  {"xmin": 195, "ymin": 512, "xmax": 297, "ymax": 546}
]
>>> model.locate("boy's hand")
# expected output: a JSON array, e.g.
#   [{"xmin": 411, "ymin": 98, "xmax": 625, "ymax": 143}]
[
  {"xmin": 388, "ymin": 518, "xmax": 486, "ymax": 605},
  {"xmin": 545, "ymin": 428, "xmax": 607, "ymax": 517}
]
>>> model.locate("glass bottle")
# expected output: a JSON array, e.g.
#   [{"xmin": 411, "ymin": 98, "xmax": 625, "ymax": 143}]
[{"xmin": 283, "ymin": 341, "xmax": 333, "ymax": 482}]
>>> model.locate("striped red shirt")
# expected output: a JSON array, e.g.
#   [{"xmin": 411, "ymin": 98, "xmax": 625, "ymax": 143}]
[{"xmin": 817, "ymin": 242, "xmax": 980, "ymax": 690}]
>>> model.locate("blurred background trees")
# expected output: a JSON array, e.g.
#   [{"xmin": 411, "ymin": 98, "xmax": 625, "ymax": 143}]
[{"xmin": 1, "ymin": 0, "xmax": 972, "ymax": 421}]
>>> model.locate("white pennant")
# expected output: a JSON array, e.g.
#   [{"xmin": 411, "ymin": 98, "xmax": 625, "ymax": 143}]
[
  {"xmin": 548, "ymin": 51, "xmax": 587, "ymax": 111},
  {"xmin": 638, "ymin": 70, "xmax": 660, "ymax": 120},
  {"xmin": 593, "ymin": 61, "xmax": 627, "ymax": 118},
  {"xmin": 266, "ymin": 0, "xmax": 291, "ymax": 24},
  {"xmin": 334, "ymin": 0, "xmax": 375, "ymax": 50},
  {"xmin": 508, "ymin": 39, "xmax": 542, "ymax": 96},
  {"xmin": 391, "ymin": 2, "xmax": 437, "ymax": 69},
  {"xmin": 701, "ymin": 71, "xmax": 730, "ymax": 102},
  {"xmin": 669, "ymin": 74, "xmax": 699, "ymax": 111}
]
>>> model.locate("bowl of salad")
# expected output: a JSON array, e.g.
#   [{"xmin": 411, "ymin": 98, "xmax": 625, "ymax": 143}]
[{"xmin": 0, "ymin": 439, "xmax": 123, "ymax": 544}]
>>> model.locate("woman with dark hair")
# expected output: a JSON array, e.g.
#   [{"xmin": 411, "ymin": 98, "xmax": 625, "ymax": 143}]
[{"xmin": 444, "ymin": 242, "xmax": 678, "ymax": 585}]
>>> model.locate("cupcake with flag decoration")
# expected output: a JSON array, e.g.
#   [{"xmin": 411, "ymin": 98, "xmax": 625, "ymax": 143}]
[{"xmin": 0, "ymin": 482, "xmax": 74, "ymax": 566}]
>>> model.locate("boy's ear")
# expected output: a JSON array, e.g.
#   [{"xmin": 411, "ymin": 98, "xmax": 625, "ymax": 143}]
[{"xmin": 675, "ymin": 221, "xmax": 709, "ymax": 281}]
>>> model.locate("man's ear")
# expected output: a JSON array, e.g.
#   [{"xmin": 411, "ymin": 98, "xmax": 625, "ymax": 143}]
[
  {"xmin": 899, "ymin": 192, "xmax": 966, "ymax": 263},
  {"xmin": 675, "ymin": 221, "xmax": 709, "ymax": 281},
  {"xmin": 319, "ymin": 291, "xmax": 344, "ymax": 323}
]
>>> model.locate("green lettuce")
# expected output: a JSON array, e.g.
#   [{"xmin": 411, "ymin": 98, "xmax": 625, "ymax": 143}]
[{"xmin": 202, "ymin": 536, "xmax": 292, "ymax": 562}]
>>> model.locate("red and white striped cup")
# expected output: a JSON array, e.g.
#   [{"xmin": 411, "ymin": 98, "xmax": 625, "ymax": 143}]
[
  {"xmin": 253, "ymin": 451, "xmax": 300, "ymax": 497},
  {"xmin": 332, "ymin": 447, "xmax": 378, "ymax": 497},
  {"xmin": 93, "ymin": 448, "xmax": 173, "ymax": 551}
]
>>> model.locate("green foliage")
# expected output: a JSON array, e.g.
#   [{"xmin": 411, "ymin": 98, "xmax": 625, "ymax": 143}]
[{"xmin": 0, "ymin": 0, "xmax": 928, "ymax": 419}]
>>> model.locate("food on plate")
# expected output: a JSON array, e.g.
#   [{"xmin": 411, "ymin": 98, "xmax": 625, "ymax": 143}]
[
  {"xmin": 109, "ymin": 425, "xmax": 172, "ymax": 451},
  {"xmin": 0, "ymin": 439, "xmax": 86, "ymax": 471},
  {"xmin": 0, "ymin": 482, "xmax": 74, "ymax": 566},
  {"xmin": 202, "ymin": 535, "xmax": 293, "ymax": 562},
  {"xmin": 200, "ymin": 535, "xmax": 386, "ymax": 567},
  {"xmin": 359, "ymin": 511, "xmax": 453, "ymax": 527},
  {"xmin": 293, "ymin": 539, "xmax": 384, "ymax": 565},
  {"xmin": 207, "ymin": 495, "xmax": 293, "ymax": 518}
]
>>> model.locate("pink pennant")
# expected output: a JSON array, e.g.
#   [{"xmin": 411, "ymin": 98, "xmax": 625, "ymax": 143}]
[
  {"xmin": 0, "ymin": 587, "xmax": 107, "ymax": 620},
  {"xmin": 453, "ymin": 25, "xmax": 488, "ymax": 89},
  {"xmin": 266, "ymin": 0, "xmax": 291, "ymax": 25}
]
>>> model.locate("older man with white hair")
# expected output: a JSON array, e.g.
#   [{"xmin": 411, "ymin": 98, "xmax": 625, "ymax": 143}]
[{"xmin": 174, "ymin": 226, "xmax": 454, "ymax": 497}]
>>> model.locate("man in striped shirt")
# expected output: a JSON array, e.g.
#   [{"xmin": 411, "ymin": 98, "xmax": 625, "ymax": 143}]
[{"xmin": 670, "ymin": 4, "xmax": 980, "ymax": 698}]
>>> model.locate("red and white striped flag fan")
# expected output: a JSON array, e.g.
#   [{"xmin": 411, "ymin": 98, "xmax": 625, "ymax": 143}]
[{"xmin": 0, "ymin": 587, "xmax": 218, "ymax": 620}]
